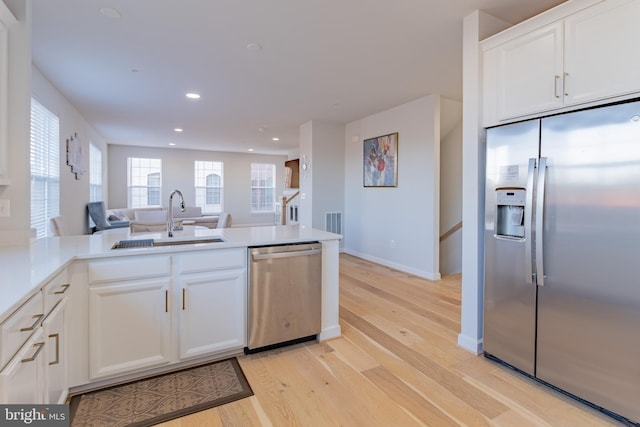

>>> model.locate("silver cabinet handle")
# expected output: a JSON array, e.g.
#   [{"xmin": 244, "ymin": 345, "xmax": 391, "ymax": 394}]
[
  {"xmin": 21, "ymin": 342, "xmax": 45, "ymax": 363},
  {"xmin": 563, "ymin": 72, "xmax": 569, "ymax": 97},
  {"xmin": 252, "ymin": 248, "xmax": 321, "ymax": 261},
  {"xmin": 525, "ymin": 158, "xmax": 537, "ymax": 285},
  {"xmin": 554, "ymin": 75, "xmax": 561, "ymax": 98},
  {"xmin": 49, "ymin": 333, "xmax": 60, "ymax": 365},
  {"xmin": 54, "ymin": 284, "xmax": 70, "ymax": 295},
  {"xmin": 182, "ymin": 288, "xmax": 186, "ymax": 311},
  {"xmin": 20, "ymin": 314, "xmax": 45, "ymax": 332},
  {"xmin": 536, "ymin": 157, "xmax": 548, "ymax": 286}
]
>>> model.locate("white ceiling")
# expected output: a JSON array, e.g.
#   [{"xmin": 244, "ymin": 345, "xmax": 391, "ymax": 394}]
[{"xmin": 31, "ymin": 0, "xmax": 566, "ymax": 156}]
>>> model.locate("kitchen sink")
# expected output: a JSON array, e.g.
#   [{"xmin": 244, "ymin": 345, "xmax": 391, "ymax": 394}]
[{"xmin": 111, "ymin": 236, "xmax": 225, "ymax": 250}]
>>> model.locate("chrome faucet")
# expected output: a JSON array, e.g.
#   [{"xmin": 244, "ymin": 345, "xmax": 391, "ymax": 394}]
[{"xmin": 168, "ymin": 189, "xmax": 185, "ymax": 237}]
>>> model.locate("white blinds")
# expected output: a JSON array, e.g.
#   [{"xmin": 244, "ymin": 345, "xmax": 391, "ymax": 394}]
[
  {"xmin": 30, "ymin": 98, "xmax": 60, "ymax": 239},
  {"xmin": 89, "ymin": 142, "xmax": 102, "ymax": 202},
  {"xmin": 250, "ymin": 163, "xmax": 275, "ymax": 213}
]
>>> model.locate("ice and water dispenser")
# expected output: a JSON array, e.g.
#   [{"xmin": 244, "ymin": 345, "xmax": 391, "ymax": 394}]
[{"xmin": 495, "ymin": 188, "xmax": 525, "ymax": 239}]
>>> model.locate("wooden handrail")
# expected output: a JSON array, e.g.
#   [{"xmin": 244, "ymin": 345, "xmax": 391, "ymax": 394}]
[
  {"xmin": 280, "ymin": 191, "xmax": 300, "ymax": 225},
  {"xmin": 440, "ymin": 221, "xmax": 462, "ymax": 242}
]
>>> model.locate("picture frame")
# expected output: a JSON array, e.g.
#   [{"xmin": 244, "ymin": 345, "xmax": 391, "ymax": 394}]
[{"xmin": 363, "ymin": 132, "xmax": 398, "ymax": 187}]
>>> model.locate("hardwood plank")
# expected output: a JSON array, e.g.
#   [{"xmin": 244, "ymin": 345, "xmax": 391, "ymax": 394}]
[
  {"xmin": 341, "ymin": 305, "xmax": 510, "ymax": 419},
  {"xmin": 153, "ymin": 254, "xmax": 624, "ymax": 427},
  {"xmin": 362, "ymin": 365, "xmax": 459, "ymax": 427}
]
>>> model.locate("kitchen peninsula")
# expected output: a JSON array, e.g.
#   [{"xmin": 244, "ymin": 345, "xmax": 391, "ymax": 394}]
[{"xmin": 0, "ymin": 225, "xmax": 341, "ymax": 404}]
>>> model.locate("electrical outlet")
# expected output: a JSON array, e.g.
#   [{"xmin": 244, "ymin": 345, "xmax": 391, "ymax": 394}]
[
  {"xmin": 390, "ymin": 239, "xmax": 396, "ymax": 248},
  {"xmin": 0, "ymin": 199, "xmax": 9, "ymax": 217}
]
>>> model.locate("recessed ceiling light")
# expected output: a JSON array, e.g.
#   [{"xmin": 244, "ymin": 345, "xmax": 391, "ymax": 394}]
[
  {"xmin": 185, "ymin": 92, "xmax": 201, "ymax": 99},
  {"xmin": 272, "ymin": 137, "xmax": 279, "ymax": 141},
  {"xmin": 246, "ymin": 43, "xmax": 262, "ymax": 52},
  {"xmin": 100, "ymin": 7, "xmax": 122, "ymax": 18},
  {"xmin": 169, "ymin": 143, "xmax": 176, "ymax": 146},
  {"xmin": 174, "ymin": 128, "xmax": 183, "ymax": 132},
  {"xmin": 248, "ymin": 148, "xmax": 255, "ymax": 152}
]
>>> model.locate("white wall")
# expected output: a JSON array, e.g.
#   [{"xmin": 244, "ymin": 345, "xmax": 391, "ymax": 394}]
[
  {"xmin": 0, "ymin": 0, "xmax": 30, "ymax": 246},
  {"xmin": 32, "ymin": 67, "xmax": 110, "ymax": 236},
  {"xmin": 459, "ymin": 11, "xmax": 511, "ymax": 354},
  {"xmin": 108, "ymin": 145, "xmax": 288, "ymax": 227},
  {"xmin": 344, "ymin": 95, "xmax": 441, "ymax": 280},
  {"xmin": 298, "ymin": 121, "xmax": 345, "ymax": 232},
  {"xmin": 439, "ymin": 98, "xmax": 463, "ymax": 275}
]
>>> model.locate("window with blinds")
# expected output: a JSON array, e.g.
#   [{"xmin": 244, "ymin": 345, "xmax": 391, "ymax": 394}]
[
  {"xmin": 30, "ymin": 98, "xmax": 60, "ymax": 239},
  {"xmin": 89, "ymin": 142, "xmax": 102, "ymax": 202},
  {"xmin": 128, "ymin": 157, "xmax": 162, "ymax": 208},
  {"xmin": 250, "ymin": 163, "xmax": 275, "ymax": 213},
  {"xmin": 194, "ymin": 160, "xmax": 223, "ymax": 213}
]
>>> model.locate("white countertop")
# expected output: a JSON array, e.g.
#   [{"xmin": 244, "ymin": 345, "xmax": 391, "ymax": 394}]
[{"xmin": 0, "ymin": 225, "xmax": 341, "ymax": 324}]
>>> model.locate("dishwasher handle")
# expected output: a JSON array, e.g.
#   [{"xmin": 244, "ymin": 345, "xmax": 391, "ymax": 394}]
[{"xmin": 251, "ymin": 248, "xmax": 321, "ymax": 261}]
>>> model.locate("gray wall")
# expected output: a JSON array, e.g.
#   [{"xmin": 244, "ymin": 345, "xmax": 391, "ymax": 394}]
[{"xmin": 108, "ymin": 144, "xmax": 288, "ymax": 227}]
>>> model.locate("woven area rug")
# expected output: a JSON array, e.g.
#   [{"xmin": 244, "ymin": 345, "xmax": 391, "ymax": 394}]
[{"xmin": 69, "ymin": 358, "xmax": 253, "ymax": 427}]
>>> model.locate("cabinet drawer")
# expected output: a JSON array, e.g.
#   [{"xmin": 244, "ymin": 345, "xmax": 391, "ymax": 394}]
[
  {"xmin": 175, "ymin": 248, "xmax": 245, "ymax": 274},
  {"xmin": 0, "ymin": 292, "xmax": 44, "ymax": 370},
  {"xmin": 42, "ymin": 270, "xmax": 70, "ymax": 316},
  {"xmin": 88, "ymin": 256, "xmax": 171, "ymax": 284}
]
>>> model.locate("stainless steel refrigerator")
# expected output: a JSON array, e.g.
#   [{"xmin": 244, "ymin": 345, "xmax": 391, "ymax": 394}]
[{"xmin": 484, "ymin": 99, "xmax": 640, "ymax": 424}]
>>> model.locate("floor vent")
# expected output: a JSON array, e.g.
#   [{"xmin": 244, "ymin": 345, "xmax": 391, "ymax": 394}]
[{"xmin": 325, "ymin": 212, "xmax": 342, "ymax": 234}]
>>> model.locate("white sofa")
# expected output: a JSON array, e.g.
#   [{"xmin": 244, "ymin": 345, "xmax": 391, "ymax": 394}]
[{"xmin": 106, "ymin": 206, "xmax": 231, "ymax": 229}]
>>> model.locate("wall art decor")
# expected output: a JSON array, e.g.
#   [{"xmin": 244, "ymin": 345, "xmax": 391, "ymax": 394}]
[
  {"xmin": 66, "ymin": 132, "xmax": 85, "ymax": 179},
  {"xmin": 363, "ymin": 132, "xmax": 398, "ymax": 187}
]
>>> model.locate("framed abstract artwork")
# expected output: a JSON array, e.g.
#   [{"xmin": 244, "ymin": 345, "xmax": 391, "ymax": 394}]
[{"xmin": 363, "ymin": 132, "xmax": 398, "ymax": 187}]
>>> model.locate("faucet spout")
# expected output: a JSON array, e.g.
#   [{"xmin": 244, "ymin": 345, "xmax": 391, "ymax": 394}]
[{"xmin": 168, "ymin": 189, "xmax": 185, "ymax": 237}]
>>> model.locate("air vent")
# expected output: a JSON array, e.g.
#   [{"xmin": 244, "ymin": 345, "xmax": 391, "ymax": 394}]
[{"xmin": 325, "ymin": 212, "xmax": 342, "ymax": 234}]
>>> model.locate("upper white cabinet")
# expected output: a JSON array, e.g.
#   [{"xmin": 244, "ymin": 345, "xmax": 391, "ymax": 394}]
[
  {"xmin": 483, "ymin": 0, "xmax": 640, "ymax": 126},
  {"xmin": 486, "ymin": 22, "xmax": 564, "ymax": 122},
  {"xmin": 563, "ymin": 0, "xmax": 640, "ymax": 104},
  {"xmin": 0, "ymin": 2, "xmax": 16, "ymax": 185}
]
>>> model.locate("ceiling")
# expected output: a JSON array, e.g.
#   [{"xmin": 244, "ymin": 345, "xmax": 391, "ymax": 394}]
[{"xmin": 31, "ymin": 0, "xmax": 566, "ymax": 156}]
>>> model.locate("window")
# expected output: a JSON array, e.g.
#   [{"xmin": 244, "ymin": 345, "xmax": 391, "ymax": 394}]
[
  {"xmin": 30, "ymin": 98, "xmax": 60, "ymax": 239},
  {"xmin": 89, "ymin": 142, "xmax": 102, "ymax": 202},
  {"xmin": 194, "ymin": 161, "xmax": 223, "ymax": 213},
  {"xmin": 251, "ymin": 163, "xmax": 276, "ymax": 213},
  {"xmin": 128, "ymin": 158, "xmax": 162, "ymax": 208}
]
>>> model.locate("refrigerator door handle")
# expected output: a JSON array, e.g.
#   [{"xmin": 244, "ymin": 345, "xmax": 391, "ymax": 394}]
[
  {"xmin": 536, "ymin": 157, "xmax": 548, "ymax": 286},
  {"xmin": 525, "ymin": 158, "xmax": 537, "ymax": 285}
]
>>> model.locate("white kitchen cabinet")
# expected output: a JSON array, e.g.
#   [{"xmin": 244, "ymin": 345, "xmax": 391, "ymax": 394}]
[
  {"xmin": 486, "ymin": 22, "xmax": 564, "ymax": 122},
  {"xmin": 0, "ymin": 328, "xmax": 46, "ymax": 404},
  {"xmin": 483, "ymin": 0, "xmax": 640, "ymax": 126},
  {"xmin": 0, "ymin": 268, "xmax": 70, "ymax": 404},
  {"xmin": 563, "ymin": 0, "xmax": 640, "ymax": 105},
  {"xmin": 0, "ymin": 3, "xmax": 17, "ymax": 185},
  {"xmin": 85, "ymin": 250, "xmax": 246, "ymax": 383},
  {"xmin": 176, "ymin": 268, "xmax": 246, "ymax": 360},
  {"xmin": 43, "ymin": 298, "xmax": 67, "ymax": 404},
  {"xmin": 88, "ymin": 278, "xmax": 172, "ymax": 379},
  {"xmin": 174, "ymin": 248, "xmax": 246, "ymax": 360}
]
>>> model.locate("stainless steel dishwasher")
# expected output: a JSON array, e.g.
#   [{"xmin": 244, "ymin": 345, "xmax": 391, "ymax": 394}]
[{"xmin": 247, "ymin": 242, "xmax": 322, "ymax": 352}]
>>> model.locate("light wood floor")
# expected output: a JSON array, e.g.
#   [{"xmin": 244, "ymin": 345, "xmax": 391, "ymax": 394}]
[{"xmin": 160, "ymin": 254, "xmax": 620, "ymax": 426}]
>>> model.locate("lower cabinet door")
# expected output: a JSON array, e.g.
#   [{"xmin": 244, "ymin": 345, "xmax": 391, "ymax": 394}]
[
  {"xmin": 0, "ymin": 328, "xmax": 46, "ymax": 404},
  {"xmin": 44, "ymin": 299, "xmax": 67, "ymax": 404},
  {"xmin": 88, "ymin": 279, "xmax": 172, "ymax": 379},
  {"xmin": 177, "ymin": 269, "xmax": 246, "ymax": 360}
]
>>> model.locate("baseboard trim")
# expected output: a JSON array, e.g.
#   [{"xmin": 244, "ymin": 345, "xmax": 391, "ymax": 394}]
[
  {"xmin": 343, "ymin": 249, "xmax": 441, "ymax": 281},
  {"xmin": 457, "ymin": 333, "xmax": 483, "ymax": 355}
]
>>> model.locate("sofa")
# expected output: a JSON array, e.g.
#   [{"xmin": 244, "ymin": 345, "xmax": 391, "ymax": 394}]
[{"xmin": 106, "ymin": 206, "xmax": 231, "ymax": 230}]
